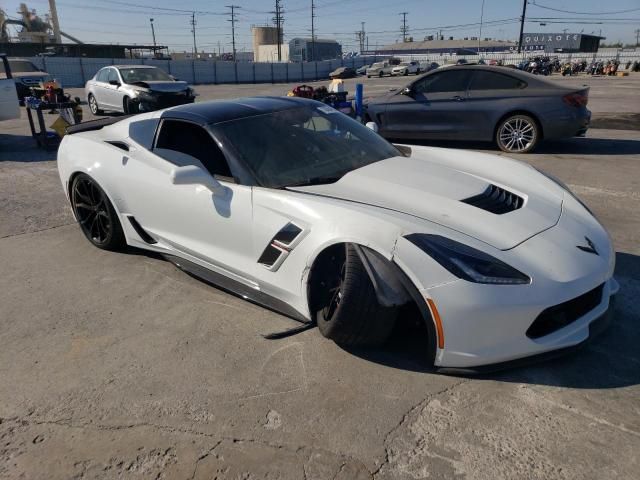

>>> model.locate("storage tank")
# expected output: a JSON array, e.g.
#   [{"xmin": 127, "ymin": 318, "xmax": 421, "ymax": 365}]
[{"xmin": 252, "ymin": 26, "xmax": 280, "ymax": 62}]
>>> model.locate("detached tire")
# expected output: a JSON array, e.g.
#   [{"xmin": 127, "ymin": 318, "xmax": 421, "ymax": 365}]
[{"xmin": 314, "ymin": 244, "xmax": 396, "ymax": 347}]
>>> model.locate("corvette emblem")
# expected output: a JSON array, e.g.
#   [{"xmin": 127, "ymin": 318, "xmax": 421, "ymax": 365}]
[{"xmin": 577, "ymin": 236, "xmax": 598, "ymax": 255}]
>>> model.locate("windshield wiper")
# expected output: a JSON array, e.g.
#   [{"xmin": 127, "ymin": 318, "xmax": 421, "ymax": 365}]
[{"xmin": 285, "ymin": 175, "xmax": 344, "ymax": 188}]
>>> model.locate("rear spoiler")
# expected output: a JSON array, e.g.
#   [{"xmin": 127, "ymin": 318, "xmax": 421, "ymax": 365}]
[{"xmin": 66, "ymin": 115, "xmax": 134, "ymax": 135}]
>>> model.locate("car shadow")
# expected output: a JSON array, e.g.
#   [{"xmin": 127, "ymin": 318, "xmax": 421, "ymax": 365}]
[
  {"xmin": 0, "ymin": 134, "xmax": 57, "ymax": 162},
  {"xmin": 343, "ymin": 251, "xmax": 640, "ymax": 389},
  {"xmin": 395, "ymin": 136, "xmax": 640, "ymax": 156}
]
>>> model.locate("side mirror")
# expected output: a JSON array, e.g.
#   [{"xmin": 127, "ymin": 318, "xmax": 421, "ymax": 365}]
[
  {"xmin": 365, "ymin": 122, "xmax": 379, "ymax": 133},
  {"xmin": 400, "ymin": 86, "xmax": 413, "ymax": 96},
  {"xmin": 170, "ymin": 165, "xmax": 225, "ymax": 195},
  {"xmin": 109, "ymin": 80, "xmax": 120, "ymax": 87}
]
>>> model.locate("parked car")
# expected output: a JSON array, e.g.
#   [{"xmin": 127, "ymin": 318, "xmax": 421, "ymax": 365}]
[
  {"xmin": 423, "ymin": 62, "xmax": 440, "ymax": 72},
  {"xmin": 86, "ymin": 65, "xmax": 196, "ymax": 115},
  {"xmin": 4, "ymin": 58, "xmax": 52, "ymax": 103},
  {"xmin": 329, "ymin": 67, "xmax": 356, "ymax": 79},
  {"xmin": 364, "ymin": 66, "xmax": 591, "ymax": 153},
  {"xmin": 0, "ymin": 54, "xmax": 20, "ymax": 121},
  {"xmin": 57, "ymin": 96, "xmax": 617, "ymax": 371},
  {"xmin": 366, "ymin": 61, "xmax": 394, "ymax": 78},
  {"xmin": 391, "ymin": 61, "xmax": 421, "ymax": 76},
  {"xmin": 356, "ymin": 64, "xmax": 370, "ymax": 75}
]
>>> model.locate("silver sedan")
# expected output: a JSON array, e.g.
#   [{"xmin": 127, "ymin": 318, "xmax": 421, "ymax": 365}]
[
  {"xmin": 364, "ymin": 65, "xmax": 591, "ymax": 153},
  {"xmin": 86, "ymin": 65, "xmax": 196, "ymax": 115}
]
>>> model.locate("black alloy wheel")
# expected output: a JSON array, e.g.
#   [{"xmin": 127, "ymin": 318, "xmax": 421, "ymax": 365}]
[{"xmin": 71, "ymin": 174, "xmax": 125, "ymax": 250}]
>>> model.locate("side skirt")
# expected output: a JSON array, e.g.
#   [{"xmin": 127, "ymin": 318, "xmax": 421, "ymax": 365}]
[{"xmin": 163, "ymin": 254, "xmax": 311, "ymax": 325}]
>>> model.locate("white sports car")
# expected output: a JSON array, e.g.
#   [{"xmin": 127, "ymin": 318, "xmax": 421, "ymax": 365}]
[{"xmin": 57, "ymin": 97, "xmax": 618, "ymax": 372}]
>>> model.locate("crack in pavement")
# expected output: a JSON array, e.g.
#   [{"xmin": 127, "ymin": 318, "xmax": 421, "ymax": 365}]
[
  {"xmin": 0, "ymin": 222, "xmax": 76, "ymax": 240},
  {"xmin": 2, "ymin": 415, "xmax": 375, "ymax": 477},
  {"xmin": 371, "ymin": 378, "xmax": 471, "ymax": 478},
  {"xmin": 189, "ymin": 440, "xmax": 223, "ymax": 480}
]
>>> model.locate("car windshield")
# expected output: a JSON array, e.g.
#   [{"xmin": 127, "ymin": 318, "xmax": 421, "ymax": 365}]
[
  {"xmin": 371, "ymin": 62, "xmax": 384, "ymax": 68},
  {"xmin": 118, "ymin": 67, "xmax": 172, "ymax": 83},
  {"xmin": 214, "ymin": 104, "xmax": 400, "ymax": 189},
  {"xmin": 399, "ymin": 62, "xmax": 411, "ymax": 66},
  {"xmin": 8, "ymin": 60, "xmax": 40, "ymax": 73}
]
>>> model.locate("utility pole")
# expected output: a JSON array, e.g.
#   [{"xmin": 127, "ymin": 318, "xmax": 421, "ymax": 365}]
[
  {"xmin": 226, "ymin": 5, "xmax": 240, "ymax": 60},
  {"xmin": 48, "ymin": 0, "xmax": 62, "ymax": 44},
  {"xmin": 636, "ymin": 29, "xmax": 640, "ymax": 47},
  {"xmin": 400, "ymin": 12, "xmax": 408, "ymax": 43},
  {"xmin": 149, "ymin": 18, "xmax": 156, "ymax": 49},
  {"xmin": 517, "ymin": 0, "xmax": 527, "ymax": 53},
  {"xmin": 357, "ymin": 21, "xmax": 365, "ymax": 53},
  {"xmin": 190, "ymin": 12, "xmax": 197, "ymax": 56},
  {"xmin": 478, "ymin": 0, "xmax": 485, "ymax": 54},
  {"xmin": 272, "ymin": 0, "xmax": 284, "ymax": 62},
  {"xmin": 310, "ymin": 0, "xmax": 316, "ymax": 61}
]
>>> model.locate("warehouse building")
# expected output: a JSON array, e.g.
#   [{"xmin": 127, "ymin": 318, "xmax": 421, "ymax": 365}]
[
  {"xmin": 520, "ymin": 33, "xmax": 604, "ymax": 53},
  {"xmin": 371, "ymin": 37, "xmax": 515, "ymax": 55},
  {"xmin": 288, "ymin": 38, "xmax": 342, "ymax": 62}
]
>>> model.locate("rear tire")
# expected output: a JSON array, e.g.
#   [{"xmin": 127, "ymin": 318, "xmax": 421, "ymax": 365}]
[
  {"xmin": 313, "ymin": 244, "xmax": 397, "ymax": 347},
  {"xmin": 70, "ymin": 173, "xmax": 125, "ymax": 251},
  {"xmin": 496, "ymin": 114, "xmax": 539, "ymax": 154},
  {"xmin": 379, "ymin": 71, "xmax": 384, "ymax": 78}
]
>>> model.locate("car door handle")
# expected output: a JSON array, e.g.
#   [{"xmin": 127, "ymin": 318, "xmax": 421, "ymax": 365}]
[{"xmin": 452, "ymin": 95, "xmax": 465, "ymax": 101}]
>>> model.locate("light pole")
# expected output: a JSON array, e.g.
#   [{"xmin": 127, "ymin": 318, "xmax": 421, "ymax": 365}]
[
  {"xmin": 478, "ymin": 0, "xmax": 485, "ymax": 54},
  {"xmin": 150, "ymin": 18, "xmax": 156, "ymax": 49}
]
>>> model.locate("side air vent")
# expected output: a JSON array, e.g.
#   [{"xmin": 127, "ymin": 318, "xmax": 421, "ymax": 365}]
[
  {"xmin": 462, "ymin": 184, "xmax": 524, "ymax": 214},
  {"xmin": 127, "ymin": 216, "xmax": 157, "ymax": 244},
  {"xmin": 273, "ymin": 223, "xmax": 302, "ymax": 247},
  {"xmin": 258, "ymin": 222, "xmax": 304, "ymax": 270},
  {"xmin": 258, "ymin": 244, "xmax": 286, "ymax": 268}
]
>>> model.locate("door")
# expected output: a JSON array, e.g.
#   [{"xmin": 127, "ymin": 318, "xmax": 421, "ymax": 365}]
[
  {"xmin": 0, "ymin": 56, "xmax": 20, "ymax": 121},
  {"xmin": 383, "ymin": 69, "xmax": 474, "ymax": 139},
  {"xmin": 465, "ymin": 70, "xmax": 529, "ymax": 141},
  {"xmin": 119, "ymin": 118, "xmax": 257, "ymax": 286},
  {"xmin": 91, "ymin": 68, "xmax": 112, "ymax": 107},
  {"xmin": 103, "ymin": 68, "xmax": 124, "ymax": 110}
]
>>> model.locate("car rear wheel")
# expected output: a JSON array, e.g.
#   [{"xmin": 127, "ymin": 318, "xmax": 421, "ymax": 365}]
[
  {"xmin": 314, "ymin": 244, "xmax": 397, "ymax": 347},
  {"xmin": 88, "ymin": 94, "xmax": 103, "ymax": 115},
  {"xmin": 70, "ymin": 173, "xmax": 125, "ymax": 251},
  {"xmin": 378, "ymin": 71, "xmax": 384, "ymax": 78},
  {"xmin": 496, "ymin": 114, "xmax": 539, "ymax": 154}
]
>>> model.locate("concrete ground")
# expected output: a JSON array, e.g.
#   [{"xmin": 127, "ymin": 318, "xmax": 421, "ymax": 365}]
[{"xmin": 0, "ymin": 73, "xmax": 639, "ymax": 480}]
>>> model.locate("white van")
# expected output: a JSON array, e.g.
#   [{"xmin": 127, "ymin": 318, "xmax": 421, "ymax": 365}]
[{"xmin": 0, "ymin": 54, "xmax": 21, "ymax": 121}]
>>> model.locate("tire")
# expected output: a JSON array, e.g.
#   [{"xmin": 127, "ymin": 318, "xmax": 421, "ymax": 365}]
[
  {"xmin": 314, "ymin": 244, "xmax": 397, "ymax": 347},
  {"xmin": 379, "ymin": 71, "xmax": 383, "ymax": 78},
  {"xmin": 403, "ymin": 70, "xmax": 408, "ymax": 76},
  {"xmin": 367, "ymin": 75, "xmax": 371, "ymax": 78},
  {"xmin": 415, "ymin": 68, "xmax": 421, "ymax": 75},
  {"xmin": 70, "ymin": 173, "xmax": 126, "ymax": 251},
  {"xmin": 496, "ymin": 114, "xmax": 539, "ymax": 154},
  {"xmin": 88, "ymin": 94, "xmax": 103, "ymax": 115}
]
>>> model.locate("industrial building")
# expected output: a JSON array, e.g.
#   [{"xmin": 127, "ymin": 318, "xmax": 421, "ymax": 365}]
[
  {"xmin": 372, "ymin": 37, "xmax": 516, "ymax": 55},
  {"xmin": 520, "ymin": 33, "xmax": 604, "ymax": 53},
  {"xmin": 288, "ymin": 38, "xmax": 342, "ymax": 62}
]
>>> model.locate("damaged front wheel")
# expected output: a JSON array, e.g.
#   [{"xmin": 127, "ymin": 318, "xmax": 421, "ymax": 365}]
[{"xmin": 313, "ymin": 244, "xmax": 397, "ymax": 347}]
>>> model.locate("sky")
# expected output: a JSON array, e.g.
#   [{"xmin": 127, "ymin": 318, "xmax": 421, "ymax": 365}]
[{"xmin": 1, "ymin": 0, "xmax": 639, "ymax": 53}]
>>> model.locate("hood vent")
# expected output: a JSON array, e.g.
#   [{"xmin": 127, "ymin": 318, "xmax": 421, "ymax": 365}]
[{"xmin": 462, "ymin": 184, "xmax": 523, "ymax": 214}]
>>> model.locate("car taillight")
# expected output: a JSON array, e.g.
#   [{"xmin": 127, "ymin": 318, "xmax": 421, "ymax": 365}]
[{"xmin": 563, "ymin": 91, "xmax": 589, "ymax": 108}]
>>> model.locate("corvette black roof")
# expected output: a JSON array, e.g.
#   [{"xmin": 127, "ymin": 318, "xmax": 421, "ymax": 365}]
[{"xmin": 162, "ymin": 96, "xmax": 317, "ymax": 125}]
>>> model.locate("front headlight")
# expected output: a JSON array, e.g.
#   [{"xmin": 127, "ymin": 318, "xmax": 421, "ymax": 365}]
[
  {"xmin": 405, "ymin": 234, "xmax": 531, "ymax": 285},
  {"xmin": 136, "ymin": 90, "xmax": 155, "ymax": 101}
]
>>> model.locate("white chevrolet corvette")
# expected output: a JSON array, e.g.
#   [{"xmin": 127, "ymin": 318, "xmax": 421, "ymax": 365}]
[{"xmin": 57, "ymin": 97, "xmax": 618, "ymax": 372}]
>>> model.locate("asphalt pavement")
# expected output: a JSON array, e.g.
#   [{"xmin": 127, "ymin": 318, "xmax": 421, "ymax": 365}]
[{"xmin": 0, "ymin": 72, "xmax": 639, "ymax": 480}]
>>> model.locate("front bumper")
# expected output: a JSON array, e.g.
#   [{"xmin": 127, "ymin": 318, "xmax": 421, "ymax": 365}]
[{"xmin": 136, "ymin": 92, "xmax": 195, "ymax": 112}]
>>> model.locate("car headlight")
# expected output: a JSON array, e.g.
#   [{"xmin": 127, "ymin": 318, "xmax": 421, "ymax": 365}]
[
  {"xmin": 136, "ymin": 90, "xmax": 155, "ymax": 101},
  {"xmin": 405, "ymin": 234, "xmax": 531, "ymax": 285},
  {"xmin": 533, "ymin": 166, "xmax": 594, "ymax": 216}
]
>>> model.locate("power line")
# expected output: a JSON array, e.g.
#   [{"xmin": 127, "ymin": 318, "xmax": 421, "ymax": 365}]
[
  {"xmin": 529, "ymin": 1, "xmax": 640, "ymax": 16},
  {"xmin": 226, "ymin": 5, "xmax": 240, "ymax": 59}
]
